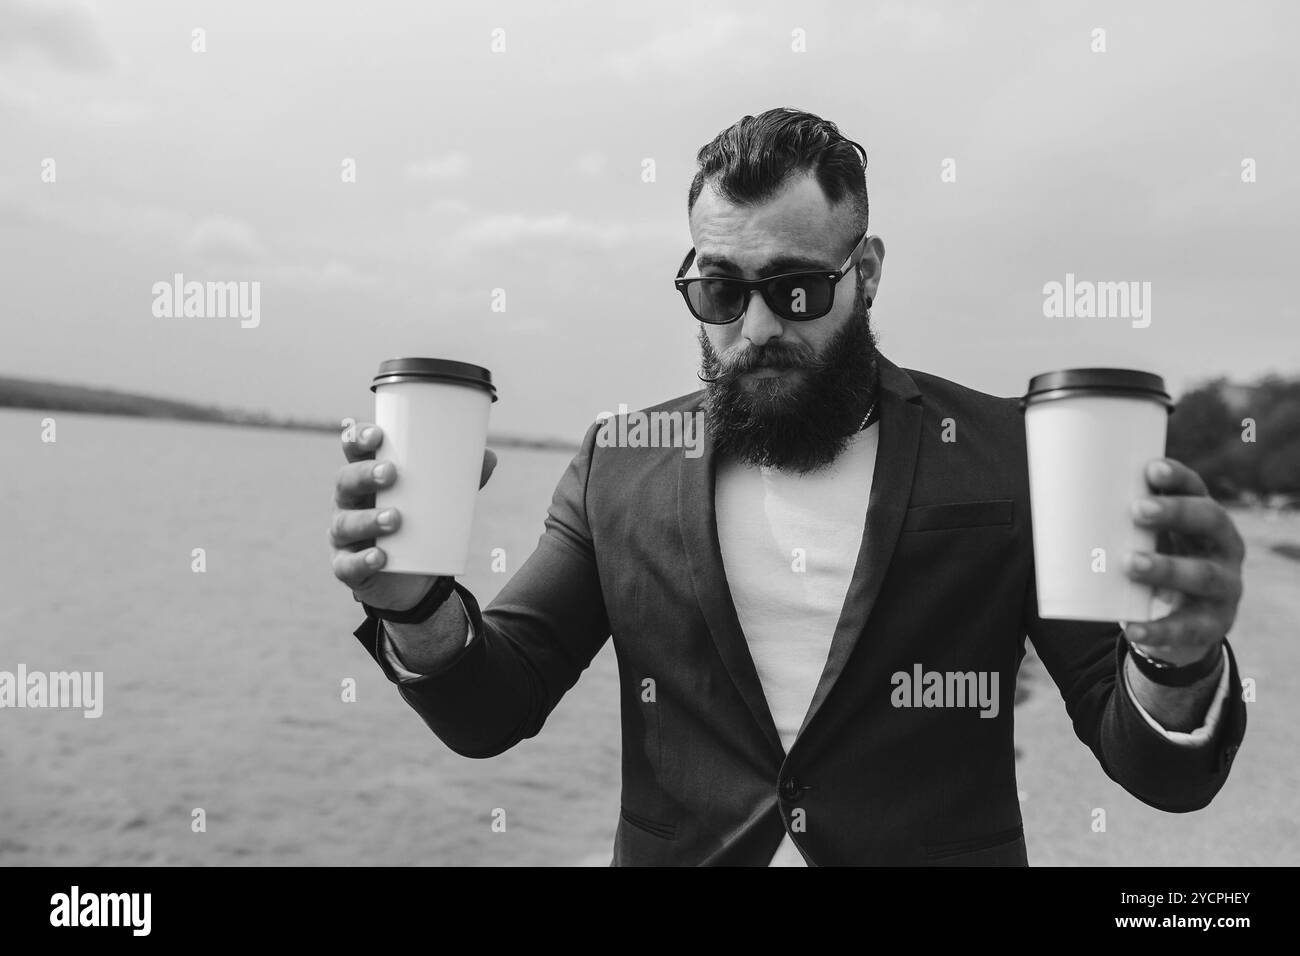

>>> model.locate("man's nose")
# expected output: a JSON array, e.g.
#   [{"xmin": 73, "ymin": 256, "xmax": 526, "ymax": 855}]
[{"xmin": 740, "ymin": 290, "xmax": 784, "ymax": 348}]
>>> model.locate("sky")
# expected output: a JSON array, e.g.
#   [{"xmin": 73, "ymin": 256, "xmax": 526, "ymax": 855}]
[{"xmin": 1, "ymin": 0, "xmax": 1296, "ymax": 441}]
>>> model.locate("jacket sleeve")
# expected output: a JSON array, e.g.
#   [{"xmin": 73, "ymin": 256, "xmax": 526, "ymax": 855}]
[
  {"xmin": 1022, "ymin": 569, "xmax": 1246, "ymax": 812},
  {"xmin": 352, "ymin": 419, "xmax": 611, "ymax": 758}
]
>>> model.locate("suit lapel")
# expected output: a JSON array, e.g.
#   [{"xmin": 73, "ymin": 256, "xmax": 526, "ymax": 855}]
[
  {"xmin": 676, "ymin": 352, "xmax": 924, "ymax": 761},
  {"xmin": 794, "ymin": 353, "xmax": 923, "ymax": 742},
  {"xmin": 678, "ymin": 405, "xmax": 785, "ymax": 760}
]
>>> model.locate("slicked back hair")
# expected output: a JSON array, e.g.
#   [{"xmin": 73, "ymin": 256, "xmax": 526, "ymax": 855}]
[{"xmin": 687, "ymin": 108, "xmax": 869, "ymax": 252}]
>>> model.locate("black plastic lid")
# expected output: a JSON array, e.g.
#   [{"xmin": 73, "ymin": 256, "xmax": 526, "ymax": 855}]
[
  {"xmin": 1020, "ymin": 368, "xmax": 1171, "ymax": 412},
  {"xmin": 371, "ymin": 357, "xmax": 497, "ymax": 401}
]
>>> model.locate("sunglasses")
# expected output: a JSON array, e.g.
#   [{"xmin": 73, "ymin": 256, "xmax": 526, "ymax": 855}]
[{"xmin": 674, "ymin": 230, "xmax": 871, "ymax": 324}]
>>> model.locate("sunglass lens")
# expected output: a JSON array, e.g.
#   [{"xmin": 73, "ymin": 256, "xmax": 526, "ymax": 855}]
[
  {"xmin": 768, "ymin": 275, "xmax": 832, "ymax": 319},
  {"xmin": 688, "ymin": 280, "xmax": 747, "ymax": 323}
]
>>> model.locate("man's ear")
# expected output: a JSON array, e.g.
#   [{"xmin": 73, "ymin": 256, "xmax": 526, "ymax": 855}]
[
  {"xmin": 863, "ymin": 235, "xmax": 885, "ymax": 267},
  {"xmin": 858, "ymin": 235, "xmax": 886, "ymax": 295}
]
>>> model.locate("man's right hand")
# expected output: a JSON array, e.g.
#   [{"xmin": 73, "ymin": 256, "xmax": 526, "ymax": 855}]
[{"xmin": 330, "ymin": 422, "xmax": 498, "ymax": 612}]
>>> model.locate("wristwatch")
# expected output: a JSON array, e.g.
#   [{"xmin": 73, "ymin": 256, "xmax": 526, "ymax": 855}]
[
  {"xmin": 1125, "ymin": 635, "xmax": 1224, "ymax": 687},
  {"xmin": 362, "ymin": 576, "xmax": 455, "ymax": 625}
]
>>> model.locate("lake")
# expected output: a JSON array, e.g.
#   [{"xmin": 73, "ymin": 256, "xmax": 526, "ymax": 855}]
[
  {"xmin": 0, "ymin": 410, "xmax": 620, "ymax": 866},
  {"xmin": 2, "ymin": 409, "xmax": 1293, "ymax": 866}
]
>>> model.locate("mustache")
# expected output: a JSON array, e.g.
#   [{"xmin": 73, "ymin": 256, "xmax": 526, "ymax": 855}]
[{"xmin": 697, "ymin": 343, "xmax": 826, "ymax": 385}]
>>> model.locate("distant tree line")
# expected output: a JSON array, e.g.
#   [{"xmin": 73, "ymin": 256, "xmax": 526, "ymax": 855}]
[
  {"xmin": 1167, "ymin": 374, "xmax": 1300, "ymax": 501},
  {"xmin": 0, "ymin": 376, "xmax": 579, "ymax": 450}
]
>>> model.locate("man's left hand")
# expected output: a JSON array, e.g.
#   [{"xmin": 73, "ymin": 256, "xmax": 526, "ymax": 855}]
[{"xmin": 1122, "ymin": 457, "xmax": 1245, "ymax": 666}]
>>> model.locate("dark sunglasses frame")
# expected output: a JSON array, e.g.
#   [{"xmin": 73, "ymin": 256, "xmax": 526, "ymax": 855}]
[{"xmin": 674, "ymin": 230, "xmax": 871, "ymax": 324}]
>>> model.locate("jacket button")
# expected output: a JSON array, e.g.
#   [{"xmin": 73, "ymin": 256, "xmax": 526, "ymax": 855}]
[{"xmin": 781, "ymin": 777, "xmax": 803, "ymax": 801}]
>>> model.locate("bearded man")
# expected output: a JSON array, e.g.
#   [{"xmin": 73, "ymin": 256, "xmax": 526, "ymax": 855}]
[{"xmin": 330, "ymin": 109, "xmax": 1246, "ymax": 866}]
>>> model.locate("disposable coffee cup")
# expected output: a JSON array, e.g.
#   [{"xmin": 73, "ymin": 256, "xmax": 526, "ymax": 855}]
[
  {"xmin": 370, "ymin": 357, "xmax": 497, "ymax": 576},
  {"xmin": 1020, "ymin": 368, "xmax": 1173, "ymax": 622}
]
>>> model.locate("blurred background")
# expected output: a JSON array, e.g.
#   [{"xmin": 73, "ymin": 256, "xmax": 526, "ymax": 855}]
[{"xmin": 1, "ymin": 0, "xmax": 1296, "ymax": 865}]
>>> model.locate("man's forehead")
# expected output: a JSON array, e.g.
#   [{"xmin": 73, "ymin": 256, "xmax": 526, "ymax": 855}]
[
  {"xmin": 689, "ymin": 177, "xmax": 850, "ymax": 271},
  {"xmin": 691, "ymin": 223, "xmax": 843, "ymax": 274}
]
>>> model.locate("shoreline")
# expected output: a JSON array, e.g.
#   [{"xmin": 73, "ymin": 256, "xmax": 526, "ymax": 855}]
[{"xmin": 0, "ymin": 377, "xmax": 579, "ymax": 451}]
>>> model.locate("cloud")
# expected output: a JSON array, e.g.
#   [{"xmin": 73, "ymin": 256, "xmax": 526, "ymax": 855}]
[
  {"xmin": 3, "ymin": 181, "xmax": 387, "ymax": 295},
  {"xmin": 431, "ymin": 198, "xmax": 473, "ymax": 217},
  {"xmin": 84, "ymin": 98, "xmax": 152, "ymax": 124},
  {"xmin": 0, "ymin": 185, "xmax": 187, "ymax": 243},
  {"xmin": 405, "ymin": 153, "xmax": 471, "ymax": 182},
  {"xmin": 502, "ymin": 315, "xmax": 552, "ymax": 334},
  {"xmin": 455, "ymin": 213, "xmax": 633, "ymax": 247},
  {"xmin": 598, "ymin": 0, "xmax": 973, "ymax": 78},
  {"xmin": 270, "ymin": 259, "xmax": 384, "ymax": 292},
  {"xmin": 183, "ymin": 217, "xmax": 384, "ymax": 292},
  {"xmin": 0, "ymin": 0, "xmax": 115, "ymax": 72},
  {"xmin": 186, "ymin": 217, "xmax": 268, "ymax": 264},
  {"xmin": 0, "ymin": 74, "xmax": 150, "ymax": 126},
  {"xmin": 602, "ymin": 14, "xmax": 749, "ymax": 79},
  {"xmin": 874, "ymin": 0, "xmax": 976, "ymax": 51},
  {"xmin": 576, "ymin": 151, "xmax": 607, "ymax": 176}
]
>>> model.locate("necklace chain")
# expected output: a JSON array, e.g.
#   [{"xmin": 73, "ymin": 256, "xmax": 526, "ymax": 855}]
[{"xmin": 858, "ymin": 399, "xmax": 878, "ymax": 432}]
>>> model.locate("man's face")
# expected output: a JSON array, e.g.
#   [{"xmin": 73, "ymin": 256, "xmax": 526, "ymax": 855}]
[{"xmin": 689, "ymin": 172, "xmax": 886, "ymax": 472}]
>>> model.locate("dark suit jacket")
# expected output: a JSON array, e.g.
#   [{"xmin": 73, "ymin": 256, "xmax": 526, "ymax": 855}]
[{"xmin": 353, "ymin": 352, "xmax": 1247, "ymax": 865}]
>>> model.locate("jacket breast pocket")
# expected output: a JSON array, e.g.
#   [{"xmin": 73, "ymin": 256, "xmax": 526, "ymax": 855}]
[{"xmin": 902, "ymin": 498, "xmax": 1014, "ymax": 533}]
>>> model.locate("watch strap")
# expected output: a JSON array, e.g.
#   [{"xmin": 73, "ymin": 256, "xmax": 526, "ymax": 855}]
[
  {"xmin": 362, "ymin": 576, "xmax": 455, "ymax": 625},
  {"xmin": 1126, "ymin": 636, "xmax": 1224, "ymax": 688}
]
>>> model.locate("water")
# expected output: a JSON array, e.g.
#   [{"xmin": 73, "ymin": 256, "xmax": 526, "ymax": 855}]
[
  {"xmin": 6, "ymin": 410, "xmax": 1294, "ymax": 866},
  {"xmin": 0, "ymin": 410, "xmax": 620, "ymax": 865}
]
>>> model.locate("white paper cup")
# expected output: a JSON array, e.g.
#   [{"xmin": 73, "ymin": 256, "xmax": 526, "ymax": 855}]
[
  {"xmin": 1021, "ymin": 369, "xmax": 1173, "ymax": 622},
  {"xmin": 371, "ymin": 358, "xmax": 497, "ymax": 576}
]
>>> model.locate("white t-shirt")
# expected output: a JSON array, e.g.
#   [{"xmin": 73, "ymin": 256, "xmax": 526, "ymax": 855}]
[{"xmin": 715, "ymin": 425, "xmax": 880, "ymax": 866}]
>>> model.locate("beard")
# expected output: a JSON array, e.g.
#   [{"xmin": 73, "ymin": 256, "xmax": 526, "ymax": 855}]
[{"xmin": 697, "ymin": 283, "xmax": 880, "ymax": 474}]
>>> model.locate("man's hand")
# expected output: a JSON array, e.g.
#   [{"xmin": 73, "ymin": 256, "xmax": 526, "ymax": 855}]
[
  {"xmin": 330, "ymin": 422, "xmax": 498, "ymax": 612},
  {"xmin": 1122, "ymin": 457, "xmax": 1245, "ymax": 666}
]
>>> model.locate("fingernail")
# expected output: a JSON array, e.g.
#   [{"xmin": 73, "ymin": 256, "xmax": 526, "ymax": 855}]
[
  {"xmin": 1151, "ymin": 460, "xmax": 1173, "ymax": 480},
  {"xmin": 1126, "ymin": 623, "xmax": 1147, "ymax": 640},
  {"xmin": 360, "ymin": 426, "xmax": 377, "ymax": 443},
  {"xmin": 364, "ymin": 549, "xmax": 382, "ymax": 568},
  {"xmin": 1133, "ymin": 498, "xmax": 1161, "ymax": 519},
  {"xmin": 372, "ymin": 463, "xmax": 391, "ymax": 482},
  {"xmin": 377, "ymin": 508, "xmax": 396, "ymax": 530},
  {"xmin": 1128, "ymin": 552, "xmax": 1152, "ymax": 572}
]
